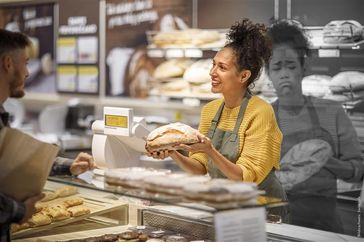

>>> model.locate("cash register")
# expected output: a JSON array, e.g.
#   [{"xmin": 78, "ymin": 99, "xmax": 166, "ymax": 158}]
[{"xmin": 91, "ymin": 107, "xmax": 150, "ymax": 169}]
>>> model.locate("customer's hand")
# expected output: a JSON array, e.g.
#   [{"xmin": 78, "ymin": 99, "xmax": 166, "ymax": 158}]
[
  {"xmin": 19, "ymin": 193, "xmax": 43, "ymax": 224},
  {"xmin": 70, "ymin": 152, "xmax": 95, "ymax": 175}
]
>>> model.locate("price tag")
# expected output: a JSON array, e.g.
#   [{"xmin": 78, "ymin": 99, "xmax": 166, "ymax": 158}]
[
  {"xmin": 318, "ymin": 49, "xmax": 340, "ymax": 57},
  {"xmin": 214, "ymin": 207, "xmax": 266, "ymax": 242}
]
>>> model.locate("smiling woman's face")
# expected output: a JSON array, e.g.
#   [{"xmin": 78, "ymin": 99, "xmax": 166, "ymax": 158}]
[{"xmin": 268, "ymin": 44, "xmax": 304, "ymax": 97}]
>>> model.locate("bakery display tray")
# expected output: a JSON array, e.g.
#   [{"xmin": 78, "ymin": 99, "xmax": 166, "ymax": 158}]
[{"xmin": 12, "ymin": 192, "xmax": 126, "ymax": 239}]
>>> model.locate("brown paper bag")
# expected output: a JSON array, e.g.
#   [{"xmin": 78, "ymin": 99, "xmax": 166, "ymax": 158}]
[{"xmin": 0, "ymin": 127, "xmax": 59, "ymax": 201}]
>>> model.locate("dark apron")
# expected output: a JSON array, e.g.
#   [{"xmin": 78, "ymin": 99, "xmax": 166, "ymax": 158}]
[
  {"xmin": 207, "ymin": 94, "xmax": 289, "ymax": 222},
  {"xmin": 272, "ymin": 96, "xmax": 343, "ymax": 232}
]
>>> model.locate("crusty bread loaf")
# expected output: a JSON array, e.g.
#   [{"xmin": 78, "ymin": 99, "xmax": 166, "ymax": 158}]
[
  {"xmin": 153, "ymin": 59, "xmax": 193, "ymax": 79},
  {"xmin": 329, "ymin": 71, "xmax": 364, "ymax": 93},
  {"xmin": 146, "ymin": 122, "xmax": 199, "ymax": 152},
  {"xmin": 302, "ymin": 74, "xmax": 332, "ymax": 97},
  {"xmin": 323, "ymin": 20, "xmax": 363, "ymax": 44},
  {"xmin": 183, "ymin": 58, "xmax": 212, "ymax": 84}
]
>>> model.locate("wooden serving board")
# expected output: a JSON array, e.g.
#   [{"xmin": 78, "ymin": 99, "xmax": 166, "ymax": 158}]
[{"xmin": 12, "ymin": 192, "xmax": 127, "ymax": 239}]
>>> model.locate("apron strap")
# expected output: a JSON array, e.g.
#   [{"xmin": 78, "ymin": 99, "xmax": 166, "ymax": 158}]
[
  {"xmin": 208, "ymin": 101, "xmax": 225, "ymax": 139},
  {"xmin": 305, "ymin": 96, "xmax": 322, "ymax": 130},
  {"xmin": 272, "ymin": 100, "xmax": 279, "ymax": 125},
  {"xmin": 230, "ymin": 93, "xmax": 251, "ymax": 142}
]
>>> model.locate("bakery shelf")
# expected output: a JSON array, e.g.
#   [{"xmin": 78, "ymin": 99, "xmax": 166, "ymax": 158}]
[
  {"xmin": 305, "ymin": 26, "xmax": 364, "ymax": 50},
  {"xmin": 20, "ymin": 92, "xmax": 203, "ymax": 114},
  {"xmin": 147, "ymin": 46, "xmax": 221, "ymax": 58},
  {"xmin": 145, "ymin": 29, "xmax": 226, "ymax": 58}
]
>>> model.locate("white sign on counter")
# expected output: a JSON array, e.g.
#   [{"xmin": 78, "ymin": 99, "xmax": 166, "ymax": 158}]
[{"xmin": 214, "ymin": 207, "xmax": 266, "ymax": 242}]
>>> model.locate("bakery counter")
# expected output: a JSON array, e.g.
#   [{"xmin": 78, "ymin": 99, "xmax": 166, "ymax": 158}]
[
  {"xmin": 336, "ymin": 189, "xmax": 363, "ymax": 237},
  {"xmin": 267, "ymin": 223, "xmax": 363, "ymax": 242},
  {"xmin": 12, "ymin": 180, "xmax": 130, "ymax": 241},
  {"xmin": 14, "ymin": 218, "xmax": 364, "ymax": 242}
]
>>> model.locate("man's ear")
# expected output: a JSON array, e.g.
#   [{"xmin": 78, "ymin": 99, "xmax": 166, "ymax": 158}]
[
  {"xmin": 1, "ymin": 55, "xmax": 13, "ymax": 72},
  {"xmin": 240, "ymin": 70, "xmax": 251, "ymax": 84}
]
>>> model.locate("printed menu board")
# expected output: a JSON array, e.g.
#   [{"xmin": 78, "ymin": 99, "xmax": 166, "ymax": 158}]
[
  {"xmin": 57, "ymin": 0, "xmax": 100, "ymax": 94},
  {"xmin": 105, "ymin": 0, "xmax": 192, "ymax": 97},
  {"xmin": 0, "ymin": 2, "xmax": 56, "ymax": 93}
]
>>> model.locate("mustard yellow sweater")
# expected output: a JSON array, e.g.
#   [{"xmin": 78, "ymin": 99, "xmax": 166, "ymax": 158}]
[{"xmin": 190, "ymin": 96, "xmax": 282, "ymax": 184}]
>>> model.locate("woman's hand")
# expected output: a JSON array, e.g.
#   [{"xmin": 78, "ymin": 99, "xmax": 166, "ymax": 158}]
[
  {"xmin": 176, "ymin": 133, "xmax": 213, "ymax": 154},
  {"xmin": 146, "ymin": 149, "xmax": 172, "ymax": 160}
]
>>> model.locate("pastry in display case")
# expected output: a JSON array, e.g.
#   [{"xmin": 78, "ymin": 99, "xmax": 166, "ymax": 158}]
[{"xmin": 10, "ymin": 185, "xmax": 126, "ymax": 239}]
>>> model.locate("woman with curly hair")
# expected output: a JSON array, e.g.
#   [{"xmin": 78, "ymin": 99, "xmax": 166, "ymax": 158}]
[
  {"xmin": 150, "ymin": 18, "xmax": 288, "ymax": 220},
  {"xmin": 267, "ymin": 20, "xmax": 364, "ymax": 232}
]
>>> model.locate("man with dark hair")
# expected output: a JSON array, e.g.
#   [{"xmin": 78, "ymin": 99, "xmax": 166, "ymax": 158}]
[{"xmin": 0, "ymin": 29, "xmax": 94, "ymax": 242}]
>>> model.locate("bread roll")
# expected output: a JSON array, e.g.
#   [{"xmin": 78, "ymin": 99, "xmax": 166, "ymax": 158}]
[
  {"xmin": 42, "ymin": 206, "xmax": 70, "ymax": 221},
  {"xmin": 63, "ymin": 197, "xmax": 84, "ymax": 208},
  {"xmin": 159, "ymin": 79, "xmax": 190, "ymax": 92},
  {"xmin": 40, "ymin": 191, "xmax": 57, "ymax": 202},
  {"xmin": 146, "ymin": 122, "xmax": 199, "ymax": 152},
  {"xmin": 35, "ymin": 202, "xmax": 48, "ymax": 213},
  {"xmin": 55, "ymin": 186, "xmax": 78, "ymax": 197},
  {"xmin": 183, "ymin": 59, "xmax": 212, "ymax": 84},
  {"xmin": 153, "ymin": 59, "xmax": 193, "ymax": 79},
  {"xmin": 67, "ymin": 206, "xmax": 91, "ymax": 217},
  {"xmin": 29, "ymin": 213, "xmax": 52, "ymax": 227}
]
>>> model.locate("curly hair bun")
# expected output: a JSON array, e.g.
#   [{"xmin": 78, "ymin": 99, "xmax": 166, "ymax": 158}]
[{"xmin": 225, "ymin": 18, "xmax": 272, "ymax": 89}]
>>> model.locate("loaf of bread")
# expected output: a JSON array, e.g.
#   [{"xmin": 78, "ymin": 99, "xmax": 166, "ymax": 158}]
[
  {"xmin": 276, "ymin": 139, "xmax": 332, "ymax": 191},
  {"xmin": 302, "ymin": 75, "xmax": 331, "ymax": 97},
  {"xmin": 329, "ymin": 71, "xmax": 364, "ymax": 93},
  {"xmin": 55, "ymin": 186, "xmax": 78, "ymax": 197},
  {"xmin": 67, "ymin": 206, "xmax": 91, "ymax": 217},
  {"xmin": 146, "ymin": 122, "xmax": 199, "ymax": 152},
  {"xmin": 152, "ymin": 29, "xmax": 220, "ymax": 47},
  {"xmin": 40, "ymin": 191, "xmax": 58, "ymax": 202},
  {"xmin": 323, "ymin": 20, "xmax": 363, "ymax": 43},
  {"xmin": 183, "ymin": 58, "xmax": 212, "ymax": 84},
  {"xmin": 153, "ymin": 58, "xmax": 193, "ymax": 79}
]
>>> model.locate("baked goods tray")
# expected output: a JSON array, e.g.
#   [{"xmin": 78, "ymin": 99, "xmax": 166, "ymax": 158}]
[{"xmin": 12, "ymin": 193, "xmax": 127, "ymax": 239}]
